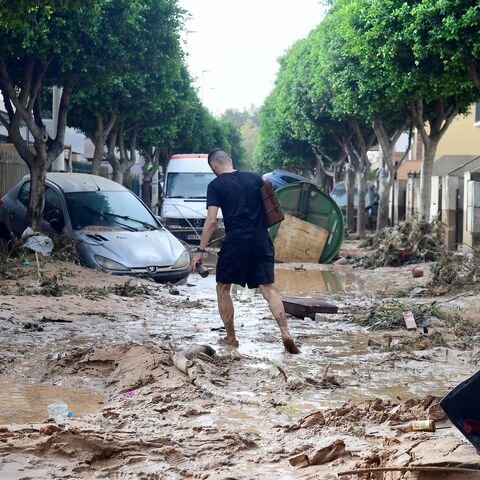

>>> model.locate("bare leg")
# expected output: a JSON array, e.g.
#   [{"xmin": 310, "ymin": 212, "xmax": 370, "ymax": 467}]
[
  {"xmin": 259, "ymin": 284, "xmax": 300, "ymax": 354},
  {"xmin": 216, "ymin": 282, "xmax": 239, "ymax": 347}
]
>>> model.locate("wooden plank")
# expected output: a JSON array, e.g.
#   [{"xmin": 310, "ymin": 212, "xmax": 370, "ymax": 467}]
[
  {"xmin": 274, "ymin": 214, "xmax": 328, "ymax": 263},
  {"xmin": 282, "ymin": 296, "xmax": 338, "ymax": 319}
]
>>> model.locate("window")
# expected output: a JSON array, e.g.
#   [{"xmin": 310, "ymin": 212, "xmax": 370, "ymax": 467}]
[
  {"xmin": 17, "ymin": 181, "xmax": 30, "ymax": 208},
  {"xmin": 166, "ymin": 172, "xmax": 216, "ymax": 199},
  {"xmin": 66, "ymin": 190, "xmax": 159, "ymax": 231},
  {"xmin": 43, "ymin": 188, "xmax": 64, "ymax": 225}
]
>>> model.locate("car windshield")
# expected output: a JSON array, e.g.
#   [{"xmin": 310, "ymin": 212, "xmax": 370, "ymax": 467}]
[
  {"xmin": 331, "ymin": 184, "xmax": 373, "ymax": 208},
  {"xmin": 66, "ymin": 191, "xmax": 160, "ymax": 231},
  {"xmin": 166, "ymin": 172, "xmax": 215, "ymax": 199}
]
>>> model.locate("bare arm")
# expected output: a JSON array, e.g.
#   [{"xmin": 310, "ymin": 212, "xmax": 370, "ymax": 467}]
[{"xmin": 191, "ymin": 206, "xmax": 218, "ymax": 271}]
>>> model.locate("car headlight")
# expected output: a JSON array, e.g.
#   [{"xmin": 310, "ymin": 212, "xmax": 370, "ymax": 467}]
[
  {"xmin": 172, "ymin": 250, "xmax": 189, "ymax": 269},
  {"xmin": 94, "ymin": 254, "xmax": 130, "ymax": 271}
]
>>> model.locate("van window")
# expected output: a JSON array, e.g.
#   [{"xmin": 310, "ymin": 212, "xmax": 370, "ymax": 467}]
[{"xmin": 166, "ymin": 172, "xmax": 216, "ymax": 199}]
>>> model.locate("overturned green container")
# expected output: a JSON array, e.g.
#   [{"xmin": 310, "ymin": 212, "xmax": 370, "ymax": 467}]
[{"xmin": 270, "ymin": 182, "xmax": 344, "ymax": 264}]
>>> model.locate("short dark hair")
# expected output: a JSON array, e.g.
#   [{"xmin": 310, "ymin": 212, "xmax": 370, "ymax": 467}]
[{"xmin": 208, "ymin": 148, "xmax": 231, "ymax": 166}]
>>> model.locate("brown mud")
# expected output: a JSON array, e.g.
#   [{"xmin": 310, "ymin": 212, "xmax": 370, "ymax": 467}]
[{"xmin": 0, "ymin": 242, "xmax": 479, "ymax": 479}]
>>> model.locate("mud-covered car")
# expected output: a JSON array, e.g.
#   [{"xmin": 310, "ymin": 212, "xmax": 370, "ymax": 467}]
[{"xmin": 0, "ymin": 173, "xmax": 190, "ymax": 284}]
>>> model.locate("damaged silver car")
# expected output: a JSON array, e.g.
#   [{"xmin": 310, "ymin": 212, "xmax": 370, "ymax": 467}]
[{"xmin": 0, "ymin": 173, "xmax": 190, "ymax": 284}]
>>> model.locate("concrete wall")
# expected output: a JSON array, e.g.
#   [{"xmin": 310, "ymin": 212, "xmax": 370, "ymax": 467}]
[
  {"xmin": 435, "ymin": 107, "xmax": 480, "ymax": 160},
  {"xmin": 463, "ymin": 171, "xmax": 480, "ymax": 252},
  {"xmin": 442, "ymin": 175, "xmax": 462, "ymax": 250},
  {"xmin": 406, "ymin": 176, "xmax": 421, "ymax": 220}
]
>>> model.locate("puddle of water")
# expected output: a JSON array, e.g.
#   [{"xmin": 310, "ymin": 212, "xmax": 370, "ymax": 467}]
[
  {"xmin": 0, "ymin": 381, "xmax": 104, "ymax": 424},
  {"xmin": 274, "ymin": 269, "xmax": 345, "ymax": 295}
]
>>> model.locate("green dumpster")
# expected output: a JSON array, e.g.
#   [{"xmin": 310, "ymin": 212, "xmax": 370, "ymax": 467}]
[{"xmin": 270, "ymin": 182, "xmax": 344, "ymax": 263}]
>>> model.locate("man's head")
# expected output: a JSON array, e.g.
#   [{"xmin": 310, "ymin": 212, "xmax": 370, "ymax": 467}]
[{"xmin": 208, "ymin": 148, "xmax": 233, "ymax": 176}]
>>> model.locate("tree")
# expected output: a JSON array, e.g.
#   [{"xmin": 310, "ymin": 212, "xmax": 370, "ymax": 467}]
[
  {"xmin": 354, "ymin": 0, "xmax": 478, "ymax": 220},
  {"xmin": 0, "ymin": 0, "xmax": 103, "ymax": 228},
  {"xmin": 69, "ymin": 0, "xmax": 185, "ymax": 185}
]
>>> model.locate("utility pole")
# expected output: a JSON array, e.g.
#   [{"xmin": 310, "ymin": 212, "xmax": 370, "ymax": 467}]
[{"xmin": 185, "ymin": 30, "xmax": 197, "ymax": 58}]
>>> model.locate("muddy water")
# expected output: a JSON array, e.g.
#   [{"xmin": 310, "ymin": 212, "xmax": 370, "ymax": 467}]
[{"xmin": 0, "ymin": 380, "xmax": 104, "ymax": 424}]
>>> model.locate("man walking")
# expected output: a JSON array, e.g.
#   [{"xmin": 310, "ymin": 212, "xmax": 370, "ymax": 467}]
[{"xmin": 191, "ymin": 148, "xmax": 300, "ymax": 354}]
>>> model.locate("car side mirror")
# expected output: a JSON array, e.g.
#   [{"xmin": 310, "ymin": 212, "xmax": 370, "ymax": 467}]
[{"xmin": 49, "ymin": 217, "xmax": 65, "ymax": 232}]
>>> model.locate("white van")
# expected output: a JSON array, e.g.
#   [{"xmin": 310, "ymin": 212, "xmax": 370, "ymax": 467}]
[{"xmin": 160, "ymin": 154, "xmax": 222, "ymax": 243}]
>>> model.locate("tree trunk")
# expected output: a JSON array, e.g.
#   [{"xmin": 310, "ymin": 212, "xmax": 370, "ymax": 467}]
[
  {"xmin": 112, "ymin": 163, "xmax": 123, "ymax": 184},
  {"xmin": 356, "ymin": 169, "xmax": 367, "ymax": 237},
  {"xmin": 123, "ymin": 166, "xmax": 132, "ymax": 189},
  {"xmin": 346, "ymin": 165, "xmax": 356, "ymax": 232},
  {"xmin": 377, "ymin": 170, "xmax": 393, "ymax": 231},
  {"xmin": 142, "ymin": 180, "xmax": 152, "ymax": 208},
  {"xmin": 419, "ymin": 139, "xmax": 437, "ymax": 220},
  {"xmin": 91, "ymin": 131, "xmax": 104, "ymax": 176},
  {"xmin": 28, "ymin": 155, "xmax": 48, "ymax": 231}
]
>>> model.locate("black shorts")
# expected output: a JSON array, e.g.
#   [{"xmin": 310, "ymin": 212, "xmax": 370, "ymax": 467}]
[{"xmin": 216, "ymin": 237, "xmax": 274, "ymax": 289}]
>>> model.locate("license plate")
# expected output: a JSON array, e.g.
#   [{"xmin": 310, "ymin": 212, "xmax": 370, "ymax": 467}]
[{"xmin": 186, "ymin": 234, "xmax": 200, "ymax": 240}]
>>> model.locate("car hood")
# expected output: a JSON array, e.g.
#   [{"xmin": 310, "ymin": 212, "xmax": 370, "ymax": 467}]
[{"xmin": 74, "ymin": 228, "xmax": 185, "ymax": 268}]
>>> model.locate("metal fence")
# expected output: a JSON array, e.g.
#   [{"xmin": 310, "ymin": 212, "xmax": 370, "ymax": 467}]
[{"xmin": 0, "ymin": 145, "xmax": 29, "ymax": 196}]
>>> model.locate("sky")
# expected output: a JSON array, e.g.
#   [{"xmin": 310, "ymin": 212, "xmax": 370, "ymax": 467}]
[{"xmin": 179, "ymin": 0, "xmax": 327, "ymax": 115}]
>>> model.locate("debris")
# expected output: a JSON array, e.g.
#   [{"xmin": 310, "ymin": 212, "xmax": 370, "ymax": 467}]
[
  {"xmin": 282, "ymin": 296, "xmax": 338, "ymax": 319},
  {"xmin": 358, "ymin": 219, "xmax": 444, "ymax": 268},
  {"xmin": 22, "ymin": 260, "xmax": 30, "ymax": 267},
  {"xmin": 360, "ymin": 301, "xmax": 454, "ymax": 331},
  {"xmin": 309, "ymin": 439, "xmax": 346, "ymax": 465},
  {"xmin": 392, "ymin": 419, "xmax": 436, "ymax": 432},
  {"xmin": 429, "ymin": 250, "xmax": 480, "ymax": 293},
  {"xmin": 113, "ymin": 280, "xmax": 150, "ymax": 297},
  {"xmin": 21, "ymin": 227, "xmax": 54, "ymax": 256},
  {"xmin": 289, "ymin": 440, "xmax": 346, "ymax": 468},
  {"xmin": 412, "ymin": 267, "xmax": 424, "ymax": 278},
  {"xmin": 288, "ymin": 453, "xmax": 309, "ymax": 468},
  {"xmin": 47, "ymin": 401, "xmax": 73, "ymax": 423},
  {"xmin": 403, "ymin": 311, "xmax": 417, "ymax": 330},
  {"xmin": 169, "ymin": 287, "xmax": 180, "ymax": 296}
]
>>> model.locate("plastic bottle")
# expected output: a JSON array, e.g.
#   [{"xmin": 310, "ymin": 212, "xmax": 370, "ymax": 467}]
[
  {"xmin": 47, "ymin": 402, "xmax": 73, "ymax": 422},
  {"xmin": 394, "ymin": 420, "xmax": 436, "ymax": 432}
]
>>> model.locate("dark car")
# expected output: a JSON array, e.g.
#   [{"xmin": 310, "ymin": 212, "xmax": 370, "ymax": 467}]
[
  {"xmin": 330, "ymin": 181, "xmax": 379, "ymax": 229},
  {"xmin": 0, "ymin": 173, "xmax": 190, "ymax": 284},
  {"xmin": 262, "ymin": 170, "xmax": 314, "ymax": 190}
]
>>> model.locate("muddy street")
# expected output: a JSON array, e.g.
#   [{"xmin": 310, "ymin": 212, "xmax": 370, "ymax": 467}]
[{"xmin": 1, "ymin": 245, "xmax": 480, "ymax": 479}]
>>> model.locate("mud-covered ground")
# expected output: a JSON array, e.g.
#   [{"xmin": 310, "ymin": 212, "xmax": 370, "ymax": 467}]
[{"xmin": 1, "ymin": 241, "xmax": 480, "ymax": 479}]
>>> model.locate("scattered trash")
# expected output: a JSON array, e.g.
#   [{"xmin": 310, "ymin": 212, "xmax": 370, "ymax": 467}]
[
  {"xmin": 429, "ymin": 250, "xmax": 480, "ymax": 293},
  {"xmin": 361, "ymin": 301, "xmax": 454, "ymax": 331},
  {"xmin": 22, "ymin": 259, "xmax": 30, "ymax": 267},
  {"xmin": 89, "ymin": 348, "xmax": 96, "ymax": 355},
  {"xmin": 47, "ymin": 402, "xmax": 73, "ymax": 422},
  {"xmin": 113, "ymin": 280, "xmax": 150, "ymax": 297},
  {"xmin": 282, "ymin": 296, "xmax": 338, "ymax": 319},
  {"xmin": 403, "ymin": 311, "xmax": 417, "ymax": 330},
  {"xmin": 357, "ymin": 219, "xmax": 444, "ymax": 268},
  {"xmin": 169, "ymin": 287, "xmax": 180, "ymax": 296},
  {"xmin": 122, "ymin": 391, "xmax": 135, "ymax": 398},
  {"xmin": 392, "ymin": 419, "xmax": 436, "ymax": 432},
  {"xmin": 21, "ymin": 227, "xmax": 54, "ymax": 256},
  {"xmin": 412, "ymin": 267, "xmax": 424, "ymax": 278}
]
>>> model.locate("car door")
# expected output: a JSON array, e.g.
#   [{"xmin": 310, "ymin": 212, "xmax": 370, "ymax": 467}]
[
  {"xmin": 11, "ymin": 181, "xmax": 66, "ymax": 236},
  {"xmin": 10, "ymin": 180, "xmax": 31, "ymax": 235}
]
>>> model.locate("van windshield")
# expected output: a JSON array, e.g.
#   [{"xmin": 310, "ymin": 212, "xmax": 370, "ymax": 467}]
[{"xmin": 166, "ymin": 172, "xmax": 216, "ymax": 199}]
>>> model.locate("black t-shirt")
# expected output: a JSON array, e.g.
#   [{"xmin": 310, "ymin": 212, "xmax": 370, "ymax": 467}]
[{"xmin": 207, "ymin": 170, "xmax": 268, "ymax": 242}]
